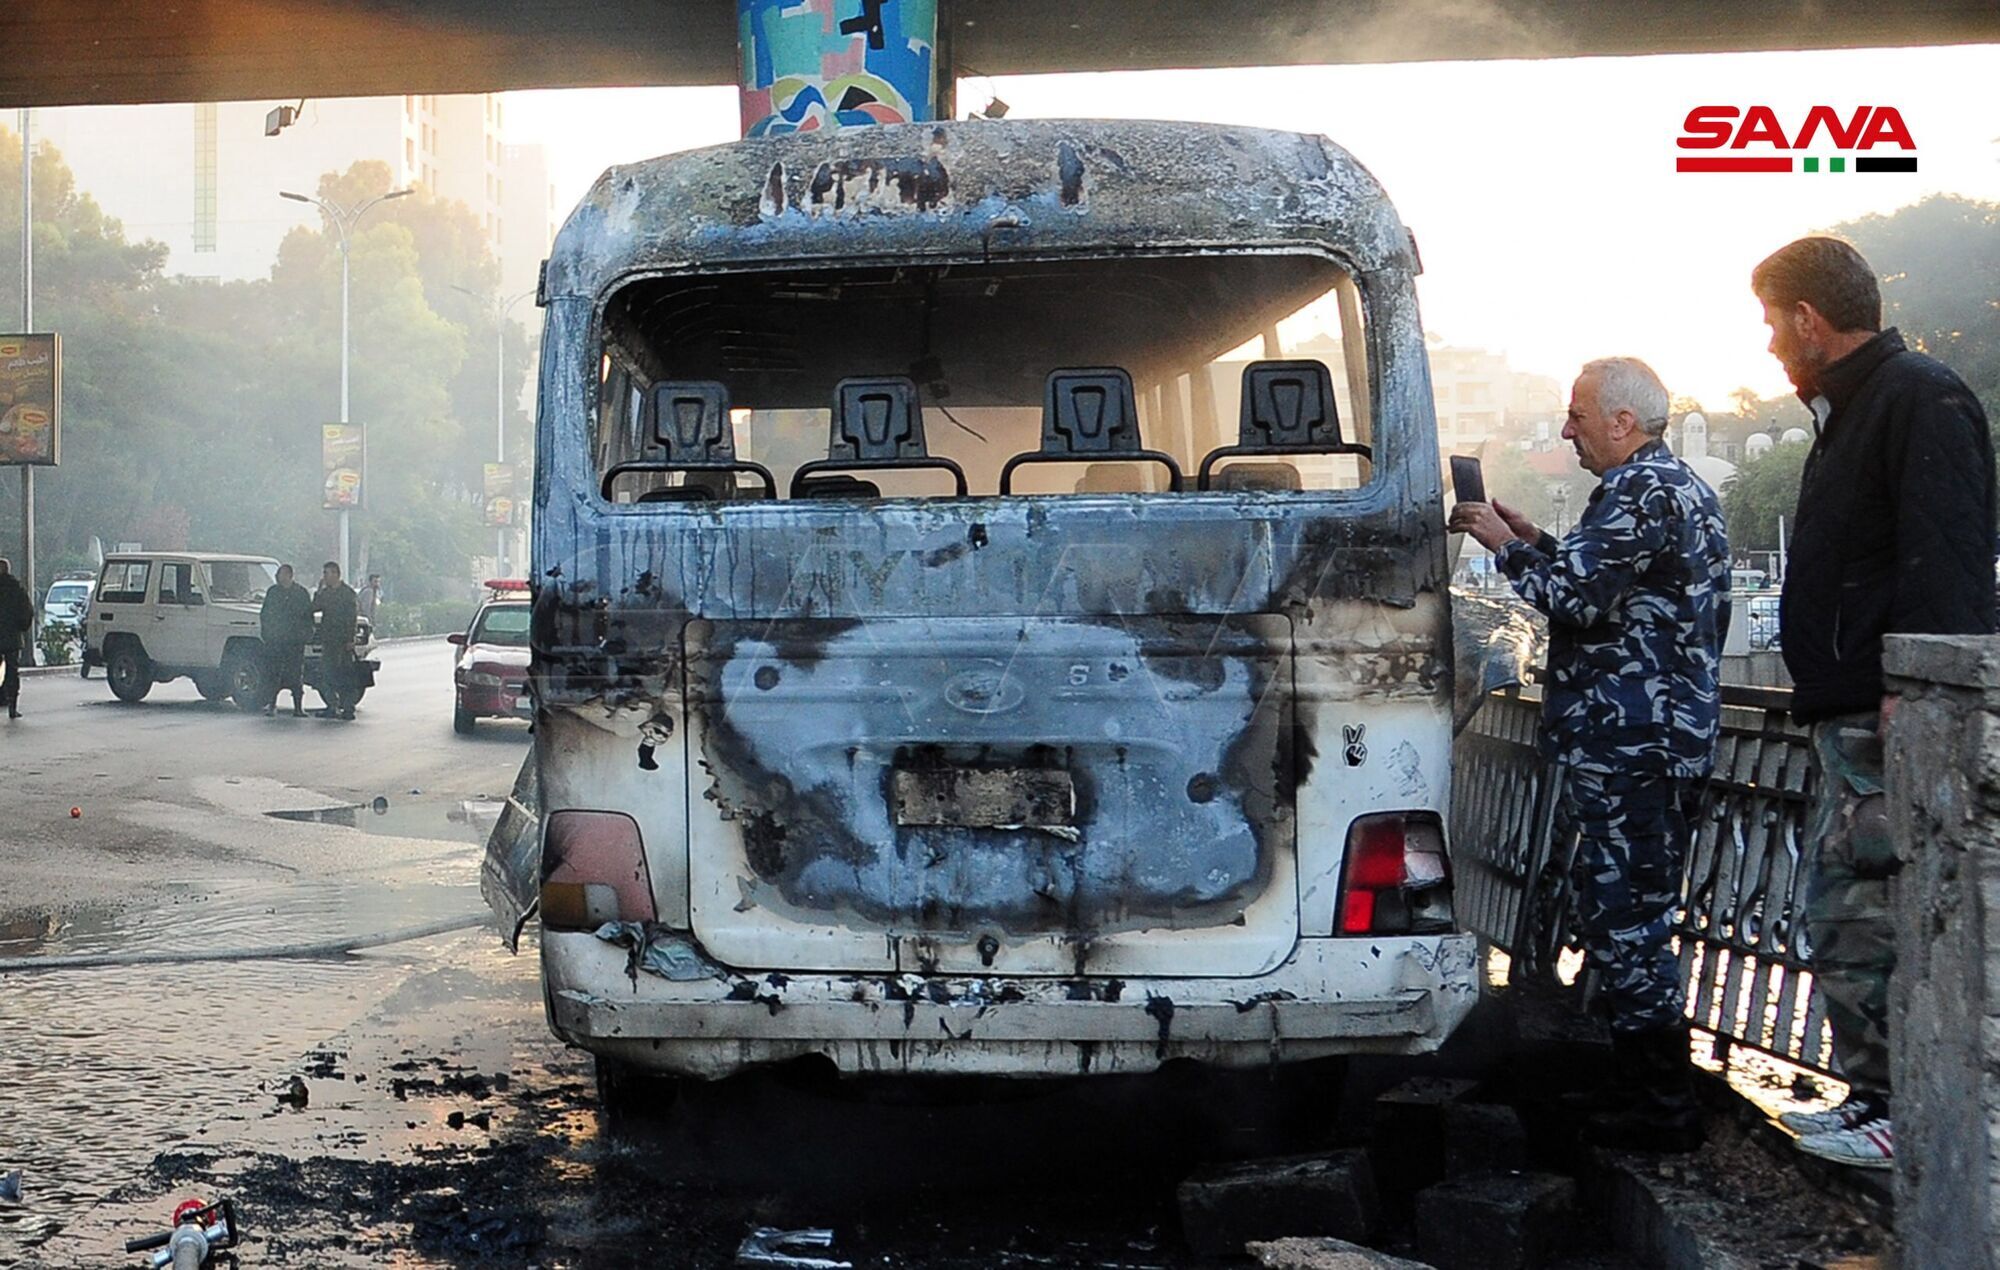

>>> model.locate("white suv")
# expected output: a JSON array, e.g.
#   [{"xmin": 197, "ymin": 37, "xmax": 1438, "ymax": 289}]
[{"xmin": 81, "ymin": 553, "xmax": 379, "ymax": 708}]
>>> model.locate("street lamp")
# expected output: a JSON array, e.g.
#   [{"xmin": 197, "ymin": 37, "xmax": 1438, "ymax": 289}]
[
  {"xmin": 453, "ymin": 284, "xmax": 537, "ymax": 576},
  {"xmin": 279, "ymin": 186, "xmax": 412, "ymax": 578}
]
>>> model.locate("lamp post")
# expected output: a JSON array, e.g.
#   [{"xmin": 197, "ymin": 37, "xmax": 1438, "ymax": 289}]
[
  {"xmin": 279, "ymin": 186, "xmax": 411, "ymax": 578},
  {"xmin": 18, "ymin": 109, "xmax": 32, "ymax": 606},
  {"xmin": 454, "ymin": 284, "xmax": 536, "ymax": 575}
]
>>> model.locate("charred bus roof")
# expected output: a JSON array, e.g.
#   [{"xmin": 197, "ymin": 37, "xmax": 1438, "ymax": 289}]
[{"xmin": 542, "ymin": 118, "xmax": 1419, "ymax": 302}]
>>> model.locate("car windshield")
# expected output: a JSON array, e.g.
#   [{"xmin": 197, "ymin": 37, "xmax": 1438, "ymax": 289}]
[
  {"xmin": 472, "ymin": 604, "xmax": 530, "ymax": 647},
  {"xmin": 47, "ymin": 583, "xmax": 89, "ymax": 605},
  {"xmin": 207, "ymin": 560, "xmax": 281, "ymax": 603}
]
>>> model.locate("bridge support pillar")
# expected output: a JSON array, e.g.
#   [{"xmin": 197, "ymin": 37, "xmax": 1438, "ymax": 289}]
[
  {"xmin": 737, "ymin": 0, "xmax": 944, "ymax": 138},
  {"xmin": 1884, "ymin": 633, "xmax": 2000, "ymax": 1270}
]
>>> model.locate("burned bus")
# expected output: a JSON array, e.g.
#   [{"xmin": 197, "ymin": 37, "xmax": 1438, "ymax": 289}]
[{"xmin": 487, "ymin": 118, "xmax": 1477, "ymax": 1088}]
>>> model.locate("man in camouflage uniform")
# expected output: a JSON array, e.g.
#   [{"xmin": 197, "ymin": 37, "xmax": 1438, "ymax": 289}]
[
  {"xmin": 1453, "ymin": 357, "xmax": 1729, "ymax": 1152},
  {"xmin": 1753, "ymin": 237, "xmax": 1994, "ymax": 1169}
]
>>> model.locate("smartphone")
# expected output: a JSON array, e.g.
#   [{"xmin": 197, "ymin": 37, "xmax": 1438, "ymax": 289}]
[{"xmin": 1450, "ymin": 455, "xmax": 1486, "ymax": 506}]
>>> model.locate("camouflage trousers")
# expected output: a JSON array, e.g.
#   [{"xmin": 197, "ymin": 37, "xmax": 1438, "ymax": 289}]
[
  {"xmin": 1803, "ymin": 712, "xmax": 1895, "ymax": 1096},
  {"xmin": 1563, "ymin": 770, "xmax": 1695, "ymax": 1034}
]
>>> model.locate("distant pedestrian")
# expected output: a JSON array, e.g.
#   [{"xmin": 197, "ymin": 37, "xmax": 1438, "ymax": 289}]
[
  {"xmin": 259, "ymin": 564, "xmax": 313, "ymax": 717},
  {"xmin": 0, "ymin": 558, "xmax": 31, "ymax": 720},
  {"xmin": 358, "ymin": 573, "xmax": 383, "ymax": 624},
  {"xmin": 1451, "ymin": 357, "xmax": 1729, "ymax": 1153},
  {"xmin": 313, "ymin": 561, "xmax": 361, "ymax": 721},
  {"xmin": 1754, "ymin": 236, "xmax": 1996, "ymax": 1170}
]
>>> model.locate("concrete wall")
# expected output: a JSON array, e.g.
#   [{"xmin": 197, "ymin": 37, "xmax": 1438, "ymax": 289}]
[{"xmin": 1882, "ymin": 633, "xmax": 2000, "ymax": 1270}]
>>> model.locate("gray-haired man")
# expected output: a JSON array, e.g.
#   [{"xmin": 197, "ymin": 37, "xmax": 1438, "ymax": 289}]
[{"xmin": 1452, "ymin": 358, "xmax": 1731, "ymax": 1151}]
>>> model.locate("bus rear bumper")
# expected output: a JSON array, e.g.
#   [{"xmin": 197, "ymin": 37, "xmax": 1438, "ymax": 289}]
[{"xmin": 543, "ymin": 930, "xmax": 1479, "ymax": 1080}]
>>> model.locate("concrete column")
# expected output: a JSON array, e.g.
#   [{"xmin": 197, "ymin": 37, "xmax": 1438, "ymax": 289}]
[
  {"xmin": 738, "ymin": 0, "xmax": 942, "ymax": 138},
  {"xmin": 1882, "ymin": 633, "xmax": 2000, "ymax": 1270}
]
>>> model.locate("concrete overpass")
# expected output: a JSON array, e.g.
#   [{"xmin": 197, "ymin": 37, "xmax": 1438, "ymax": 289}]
[{"xmin": 4, "ymin": 0, "xmax": 1998, "ymax": 108}]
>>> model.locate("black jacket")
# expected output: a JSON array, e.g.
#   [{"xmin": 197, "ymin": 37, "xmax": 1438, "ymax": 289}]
[
  {"xmin": 1781, "ymin": 328, "xmax": 1996, "ymax": 722},
  {"xmin": 0, "ymin": 574, "xmax": 31, "ymax": 639}
]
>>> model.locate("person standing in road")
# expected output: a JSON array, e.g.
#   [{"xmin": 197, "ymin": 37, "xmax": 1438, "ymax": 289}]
[
  {"xmin": 259, "ymin": 563, "xmax": 314, "ymax": 718},
  {"xmin": 1752, "ymin": 237, "xmax": 1996, "ymax": 1170},
  {"xmin": 358, "ymin": 573, "xmax": 383, "ymax": 624},
  {"xmin": 1451, "ymin": 357, "xmax": 1730, "ymax": 1153},
  {"xmin": 313, "ymin": 561, "xmax": 361, "ymax": 721},
  {"xmin": 0, "ymin": 558, "xmax": 33, "ymax": 721}
]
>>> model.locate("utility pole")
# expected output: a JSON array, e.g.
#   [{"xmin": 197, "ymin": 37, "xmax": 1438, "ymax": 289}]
[
  {"xmin": 18, "ymin": 108, "xmax": 33, "ymax": 606},
  {"xmin": 279, "ymin": 187, "xmax": 410, "ymax": 579}
]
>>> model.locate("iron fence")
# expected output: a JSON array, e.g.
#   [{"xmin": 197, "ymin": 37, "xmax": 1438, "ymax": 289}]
[{"xmin": 1451, "ymin": 686, "xmax": 1837, "ymax": 1075}]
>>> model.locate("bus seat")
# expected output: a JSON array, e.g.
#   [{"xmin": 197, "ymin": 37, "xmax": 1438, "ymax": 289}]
[
  {"xmin": 999, "ymin": 367, "xmax": 1184, "ymax": 494},
  {"xmin": 795, "ymin": 474, "xmax": 884, "ymax": 500},
  {"xmin": 600, "ymin": 380, "xmax": 778, "ymax": 501},
  {"xmin": 1074, "ymin": 463, "xmax": 1147, "ymax": 494},
  {"xmin": 1216, "ymin": 462, "xmax": 1303, "ymax": 492},
  {"xmin": 788, "ymin": 376, "xmax": 968, "ymax": 499},
  {"xmin": 1196, "ymin": 360, "xmax": 1372, "ymax": 490}
]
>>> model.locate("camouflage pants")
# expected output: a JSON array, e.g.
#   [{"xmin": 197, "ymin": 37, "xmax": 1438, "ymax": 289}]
[
  {"xmin": 1803, "ymin": 712, "xmax": 1895, "ymax": 1096},
  {"xmin": 1564, "ymin": 770, "xmax": 1694, "ymax": 1034}
]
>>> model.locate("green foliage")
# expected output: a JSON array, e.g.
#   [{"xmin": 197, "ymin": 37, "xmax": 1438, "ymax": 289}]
[
  {"xmin": 1722, "ymin": 442, "xmax": 1811, "ymax": 553},
  {"xmin": 35, "ymin": 620, "xmax": 75, "ymax": 666},
  {"xmin": 0, "ymin": 142, "xmax": 533, "ymax": 601},
  {"xmin": 375, "ymin": 598, "xmax": 479, "ymax": 639}
]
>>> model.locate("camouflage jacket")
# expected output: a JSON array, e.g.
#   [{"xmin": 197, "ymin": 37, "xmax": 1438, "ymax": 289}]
[{"xmin": 1495, "ymin": 440, "xmax": 1730, "ymax": 777}]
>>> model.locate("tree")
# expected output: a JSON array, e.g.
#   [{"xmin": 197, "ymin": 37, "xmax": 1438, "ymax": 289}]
[{"xmin": 1722, "ymin": 442, "xmax": 1810, "ymax": 554}]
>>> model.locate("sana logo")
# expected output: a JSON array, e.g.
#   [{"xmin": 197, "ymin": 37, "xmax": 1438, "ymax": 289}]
[{"xmin": 1676, "ymin": 106, "xmax": 1917, "ymax": 173}]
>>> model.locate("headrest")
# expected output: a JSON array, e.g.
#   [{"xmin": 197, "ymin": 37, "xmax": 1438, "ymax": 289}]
[
  {"xmin": 1239, "ymin": 360, "xmax": 1342, "ymax": 449},
  {"xmin": 651, "ymin": 381, "xmax": 735, "ymax": 462},
  {"xmin": 1217, "ymin": 462, "xmax": 1303, "ymax": 492},
  {"xmin": 1075, "ymin": 463, "xmax": 1147, "ymax": 493},
  {"xmin": 830, "ymin": 377, "xmax": 930, "ymax": 461},
  {"xmin": 1042, "ymin": 368, "xmax": 1144, "ymax": 455}
]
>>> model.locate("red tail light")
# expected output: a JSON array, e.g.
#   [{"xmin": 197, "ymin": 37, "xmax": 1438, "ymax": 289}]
[
  {"xmin": 1336, "ymin": 813, "xmax": 1453, "ymax": 936},
  {"xmin": 541, "ymin": 811, "xmax": 655, "ymax": 930}
]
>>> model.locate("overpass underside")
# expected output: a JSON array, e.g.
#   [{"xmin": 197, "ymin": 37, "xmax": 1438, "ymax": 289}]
[{"xmin": 5, "ymin": 0, "xmax": 1998, "ymax": 109}]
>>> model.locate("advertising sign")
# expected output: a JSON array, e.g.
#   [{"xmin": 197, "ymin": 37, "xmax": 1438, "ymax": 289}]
[
  {"xmin": 322, "ymin": 424, "xmax": 365, "ymax": 509},
  {"xmin": 0, "ymin": 333, "xmax": 61, "ymax": 466},
  {"xmin": 483, "ymin": 463, "xmax": 520, "ymax": 527}
]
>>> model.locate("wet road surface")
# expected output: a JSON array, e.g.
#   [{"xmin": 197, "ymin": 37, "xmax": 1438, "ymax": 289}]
[{"xmin": 0, "ymin": 641, "xmax": 1873, "ymax": 1267}]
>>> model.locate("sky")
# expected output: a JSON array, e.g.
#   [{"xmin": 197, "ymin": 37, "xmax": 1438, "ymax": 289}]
[{"xmin": 505, "ymin": 44, "xmax": 2000, "ymax": 411}]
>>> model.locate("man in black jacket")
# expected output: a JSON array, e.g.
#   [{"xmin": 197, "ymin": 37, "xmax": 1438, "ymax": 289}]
[
  {"xmin": 1753, "ymin": 236, "xmax": 1996, "ymax": 1169},
  {"xmin": 0, "ymin": 558, "xmax": 31, "ymax": 720}
]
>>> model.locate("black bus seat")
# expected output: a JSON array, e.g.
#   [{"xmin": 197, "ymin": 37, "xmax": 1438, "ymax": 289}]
[
  {"xmin": 795, "ymin": 474, "xmax": 883, "ymax": 500},
  {"xmin": 1074, "ymin": 463, "xmax": 1146, "ymax": 493},
  {"xmin": 787, "ymin": 376, "xmax": 969, "ymax": 499},
  {"xmin": 1216, "ymin": 462, "xmax": 1302, "ymax": 492},
  {"xmin": 601, "ymin": 380, "xmax": 778, "ymax": 501},
  {"xmin": 999, "ymin": 367, "xmax": 1184, "ymax": 495},
  {"xmin": 1196, "ymin": 360, "xmax": 1371, "ymax": 491}
]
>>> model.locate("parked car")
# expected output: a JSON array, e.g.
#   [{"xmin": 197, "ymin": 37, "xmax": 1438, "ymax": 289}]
[
  {"xmin": 81, "ymin": 552, "xmax": 379, "ymax": 708},
  {"xmin": 40, "ymin": 573, "xmax": 93, "ymax": 631},
  {"xmin": 450, "ymin": 579, "xmax": 531, "ymax": 734}
]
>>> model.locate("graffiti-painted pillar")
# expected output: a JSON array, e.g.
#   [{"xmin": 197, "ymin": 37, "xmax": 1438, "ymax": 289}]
[{"xmin": 738, "ymin": 0, "xmax": 941, "ymax": 138}]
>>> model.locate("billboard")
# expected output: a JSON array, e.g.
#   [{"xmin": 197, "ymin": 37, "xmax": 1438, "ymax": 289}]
[
  {"xmin": 322, "ymin": 424, "xmax": 365, "ymax": 509},
  {"xmin": 483, "ymin": 462, "xmax": 522, "ymax": 527},
  {"xmin": 0, "ymin": 333, "xmax": 60, "ymax": 466}
]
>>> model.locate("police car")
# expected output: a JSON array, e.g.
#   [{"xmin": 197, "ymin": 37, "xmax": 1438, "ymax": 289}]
[{"xmin": 449, "ymin": 579, "xmax": 531, "ymax": 734}]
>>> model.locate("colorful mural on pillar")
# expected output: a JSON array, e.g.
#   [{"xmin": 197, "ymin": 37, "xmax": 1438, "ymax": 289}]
[{"xmin": 738, "ymin": 0, "xmax": 940, "ymax": 137}]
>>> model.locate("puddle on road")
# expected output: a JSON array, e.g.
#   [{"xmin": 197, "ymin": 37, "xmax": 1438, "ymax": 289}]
[{"xmin": 265, "ymin": 795, "xmax": 505, "ymax": 846}]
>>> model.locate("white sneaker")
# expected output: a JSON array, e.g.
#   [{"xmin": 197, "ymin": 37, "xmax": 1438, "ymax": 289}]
[
  {"xmin": 1778, "ymin": 1092, "xmax": 1886, "ymax": 1136},
  {"xmin": 1796, "ymin": 1117, "xmax": 1894, "ymax": 1170}
]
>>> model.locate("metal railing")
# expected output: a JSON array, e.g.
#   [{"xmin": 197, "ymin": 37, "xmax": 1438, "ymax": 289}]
[{"xmin": 1452, "ymin": 685, "xmax": 1836, "ymax": 1075}]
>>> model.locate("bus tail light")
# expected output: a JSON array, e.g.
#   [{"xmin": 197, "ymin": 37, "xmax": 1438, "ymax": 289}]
[
  {"xmin": 541, "ymin": 811, "xmax": 655, "ymax": 930},
  {"xmin": 1336, "ymin": 813, "xmax": 1454, "ymax": 936}
]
